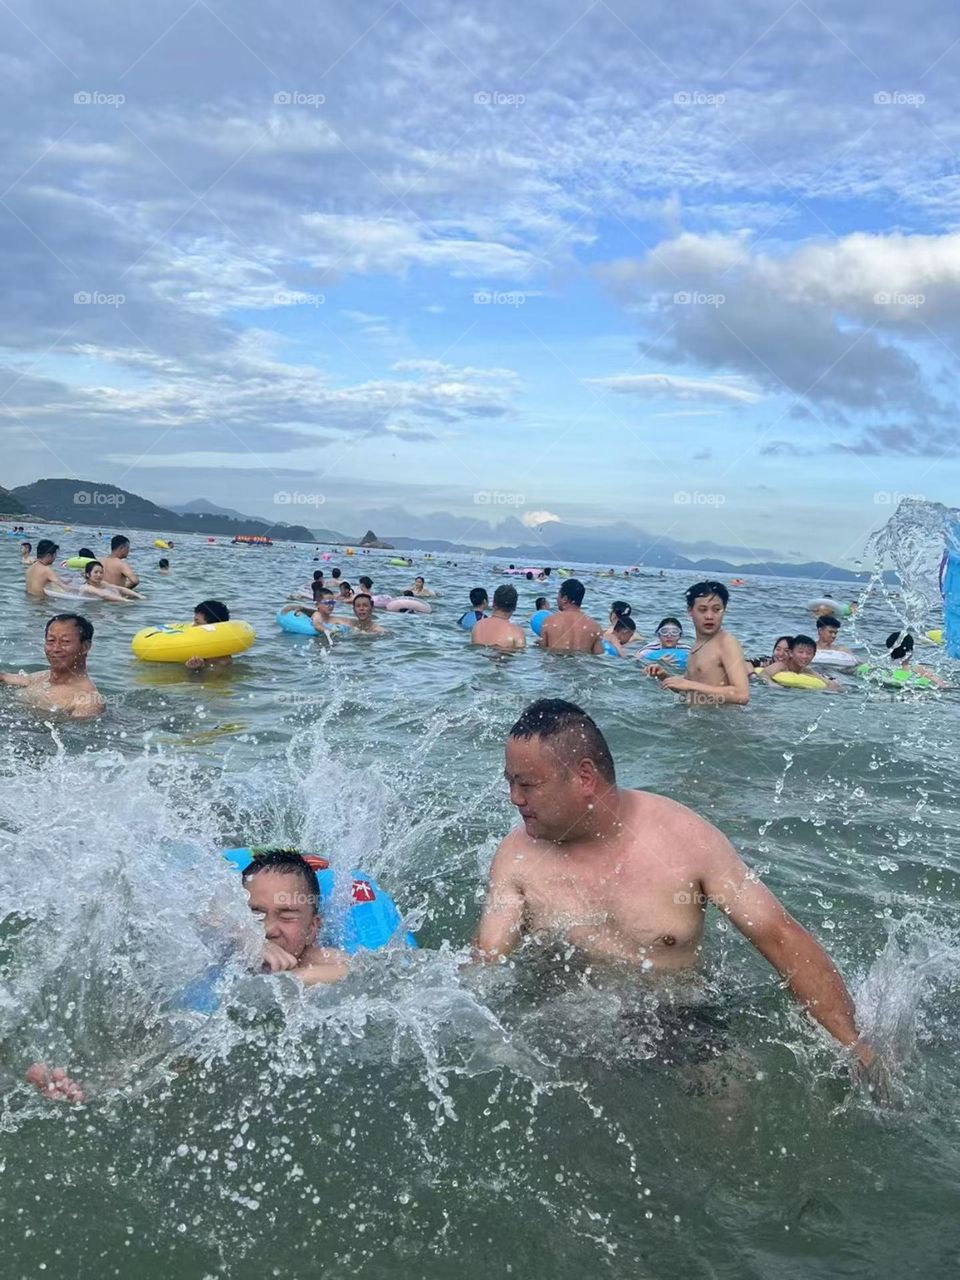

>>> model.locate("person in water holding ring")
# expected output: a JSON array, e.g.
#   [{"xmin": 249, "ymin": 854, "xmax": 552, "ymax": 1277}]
[{"xmin": 638, "ymin": 616, "xmax": 689, "ymax": 671}]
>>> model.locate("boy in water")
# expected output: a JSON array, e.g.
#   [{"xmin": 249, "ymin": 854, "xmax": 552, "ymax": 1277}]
[
  {"xmin": 645, "ymin": 581, "xmax": 749, "ymax": 706},
  {"xmin": 761, "ymin": 635, "xmax": 841, "ymax": 692},
  {"xmin": 185, "ymin": 600, "xmax": 234, "ymax": 670}
]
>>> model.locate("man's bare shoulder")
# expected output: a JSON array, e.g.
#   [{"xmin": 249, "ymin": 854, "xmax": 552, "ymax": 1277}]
[
  {"xmin": 491, "ymin": 824, "xmax": 545, "ymax": 875},
  {"xmin": 623, "ymin": 789, "xmax": 731, "ymax": 860}
]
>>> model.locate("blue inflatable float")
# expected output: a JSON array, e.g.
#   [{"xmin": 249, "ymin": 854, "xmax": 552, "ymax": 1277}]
[
  {"xmin": 530, "ymin": 609, "xmax": 553, "ymax": 636},
  {"xmin": 638, "ymin": 645, "xmax": 689, "ymax": 671},
  {"xmin": 276, "ymin": 608, "xmax": 320, "ymax": 636},
  {"xmin": 945, "ymin": 520, "xmax": 960, "ymax": 661},
  {"xmin": 458, "ymin": 608, "xmax": 487, "ymax": 631}
]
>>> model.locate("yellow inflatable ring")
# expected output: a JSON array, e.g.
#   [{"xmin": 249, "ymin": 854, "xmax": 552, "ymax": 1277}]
[
  {"xmin": 154, "ymin": 539, "xmax": 171, "ymax": 549},
  {"xmin": 131, "ymin": 620, "xmax": 255, "ymax": 663},
  {"xmin": 772, "ymin": 671, "xmax": 827, "ymax": 689}
]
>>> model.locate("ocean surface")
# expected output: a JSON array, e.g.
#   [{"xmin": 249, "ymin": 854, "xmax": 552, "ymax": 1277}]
[{"xmin": 1, "ymin": 522, "xmax": 958, "ymax": 1279}]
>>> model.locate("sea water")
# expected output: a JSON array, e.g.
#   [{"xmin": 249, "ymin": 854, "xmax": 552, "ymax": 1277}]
[{"xmin": 1, "ymin": 520, "xmax": 959, "ymax": 1278}]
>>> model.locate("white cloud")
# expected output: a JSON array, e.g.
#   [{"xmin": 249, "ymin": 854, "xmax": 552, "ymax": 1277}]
[
  {"xmin": 522, "ymin": 510, "xmax": 561, "ymax": 527},
  {"xmin": 585, "ymin": 373, "xmax": 762, "ymax": 404}
]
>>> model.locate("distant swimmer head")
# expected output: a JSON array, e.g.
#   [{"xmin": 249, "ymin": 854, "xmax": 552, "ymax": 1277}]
[
  {"xmin": 338, "ymin": 582, "xmax": 352, "ymax": 598},
  {"xmin": 469, "ymin": 587, "xmax": 489, "ymax": 608},
  {"xmin": 83, "ymin": 560, "xmax": 104, "ymax": 584},
  {"xmin": 358, "ymin": 575, "xmax": 373, "ymax": 591},
  {"xmin": 613, "ymin": 615, "xmax": 636, "ymax": 639},
  {"xmin": 886, "ymin": 630, "xmax": 915, "ymax": 661},
  {"xmin": 77, "ymin": 547, "xmax": 95, "ymax": 559},
  {"xmin": 558, "ymin": 578, "xmax": 585, "ymax": 608},
  {"xmin": 816, "ymin": 615, "xmax": 841, "ymax": 644},
  {"xmin": 788, "ymin": 634, "xmax": 817, "ymax": 669},
  {"xmin": 685, "ymin": 581, "xmax": 728, "ymax": 633},
  {"xmin": 331, "ymin": 568, "xmax": 341, "ymax": 580},
  {"xmin": 493, "ymin": 584, "xmax": 518, "ymax": 614},
  {"xmin": 312, "ymin": 570, "xmax": 325, "ymax": 582},
  {"xmin": 158, "ymin": 558, "xmax": 169, "ymax": 570},
  {"xmin": 525, "ymin": 571, "xmax": 534, "ymax": 580},
  {"xmin": 242, "ymin": 850, "xmax": 320, "ymax": 957},
  {"xmin": 655, "ymin": 617, "xmax": 684, "ymax": 647},
  {"xmin": 194, "ymin": 599, "xmax": 230, "ymax": 625},
  {"xmin": 415, "ymin": 576, "xmax": 425, "ymax": 587},
  {"xmin": 36, "ymin": 539, "xmax": 59, "ymax": 562},
  {"xmin": 610, "ymin": 600, "xmax": 632, "ymax": 625},
  {"xmin": 110, "ymin": 535, "xmax": 130, "ymax": 556},
  {"xmin": 20, "ymin": 541, "xmax": 31, "ymax": 553},
  {"xmin": 535, "ymin": 596, "xmax": 549, "ymax": 611},
  {"xmin": 506, "ymin": 699, "xmax": 616, "ymax": 843}
]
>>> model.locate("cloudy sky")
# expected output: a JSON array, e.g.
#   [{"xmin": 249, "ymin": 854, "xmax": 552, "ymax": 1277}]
[{"xmin": 3, "ymin": 0, "xmax": 960, "ymax": 562}]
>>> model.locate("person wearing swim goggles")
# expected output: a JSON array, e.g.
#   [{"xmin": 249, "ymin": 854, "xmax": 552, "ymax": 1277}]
[{"xmin": 638, "ymin": 617, "xmax": 689, "ymax": 672}]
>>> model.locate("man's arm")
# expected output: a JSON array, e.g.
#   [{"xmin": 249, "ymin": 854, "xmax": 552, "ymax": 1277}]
[
  {"xmin": 0, "ymin": 672, "xmax": 31, "ymax": 687},
  {"xmin": 699, "ymin": 834, "xmax": 865, "ymax": 1053},
  {"xmin": 122, "ymin": 564, "xmax": 140, "ymax": 587},
  {"xmin": 473, "ymin": 835, "xmax": 526, "ymax": 961}
]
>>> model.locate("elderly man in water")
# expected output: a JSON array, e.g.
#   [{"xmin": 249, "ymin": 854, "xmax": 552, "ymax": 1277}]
[
  {"xmin": 475, "ymin": 699, "xmax": 884, "ymax": 1092},
  {"xmin": 0, "ymin": 613, "xmax": 104, "ymax": 718}
]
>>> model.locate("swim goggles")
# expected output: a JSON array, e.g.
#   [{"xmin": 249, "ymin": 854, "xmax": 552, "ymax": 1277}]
[{"xmin": 657, "ymin": 626, "xmax": 682, "ymax": 638}]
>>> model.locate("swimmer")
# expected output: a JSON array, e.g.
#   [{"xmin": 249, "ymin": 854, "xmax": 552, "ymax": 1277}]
[
  {"xmin": 337, "ymin": 581, "xmax": 355, "ymax": 604},
  {"xmin": 534, "ymin": 596, "xmax": 549, "ymax": 612},
  {"xmin": 20, "ymin": 541, "xmax": 33, "ymax": 565},
  {"xmin": 27, "ymin": 850, "xmax": 348, "ymax": 1104},
  {"xmin": 407, "ymin": 576, "xmax": 436, "ymax": 598},
  {"xmin": 638, "ymin": 617, "xmax": 689, "ymax": 672},
  {"xmin": 459, "ymin": 586, "xmax": 489, "ymax": 629},
  {"xmin": 539, "ymin": 579, "xmax": 604, "ymax": 654},
  {"xmin": 102, "ymin": 535, "xmax": 139, "ymax": 589},
  {"xmin": 357, "ymin": 575, "xmax": 375, "ymax": 597},
  {"xmin": 602, "ymin": 601, "xmax": 641, "ymax": 648},
  {"xmin": 24, "ymin": 540, "xmax": 68, "ymax": 597},
  {"xmin": 81, "ymin": 561, "xmax": 143, "ymax": 601},
  {"xmin": 0, "ymin": 613, "xmax": 104, "ymax": 718},
  {"xmin": 604, "ymin": 614, "xmax": 636, "ymax": 655},
  {"xmin": 646, "ymin": 582, "xmax": 749, "ymax": 706},
  {"xmin": 158, "ymin": 558, "xmax": 170, "ymax": 574},
  {"xmin": 185, "ymin": 600, "xmax": 234, "ymax": 670},
  {"xmin": 761, "ymin": 635, "xmax": 841, "ymax": 692},
  {"xmin": 349, "ymin": 593, "xmax": 386, "ymax": 634},
  {"xmin": 278, "ymin": 584, "xmax": 337, "ymax": 638},
  {"xmin": 814, "ymin": 615, "xmax": 856, "ymax": 667},
  {"xmin": 472, "ymin": 584, "xmax": 525, "ymax": 651},
  {"xmin": 750, "ymin": 635, "xmax": 792, "ymax": 672},
  {"xmin": 878, "ymin": 631, "xmax": 947, "ymax": 689},
  {"xmin": 475, "ymin": 699, "xmax": 884, "ymax": 1092}
]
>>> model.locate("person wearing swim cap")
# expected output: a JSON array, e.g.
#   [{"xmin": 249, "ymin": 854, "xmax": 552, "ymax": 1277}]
[
  {"xmin": 472, "ymin": 584, "xmax": 525, "ymax": 651},
  {"xmin": 539, "ymin": 579, "xmax": 604, "ymax": 654},
  {"xmin": 645, "ymin": 583, "xmax": 748, "ymax": 705},
  {"xmin": 24, "ymin": 540, "xmax": 68, "ymax": 597},
  {"xmin": 761, "ymin": 635, "xmax": 841, "ymax": 692},
  {"xmin": 475, "ymin": 698, "xmax": 887, "ymax": 1098}
]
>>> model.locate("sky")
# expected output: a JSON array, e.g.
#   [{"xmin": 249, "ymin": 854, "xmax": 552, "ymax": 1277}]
[{"xmin": 2, "ymin": 0, "xmax": 960, "ymax": 564}]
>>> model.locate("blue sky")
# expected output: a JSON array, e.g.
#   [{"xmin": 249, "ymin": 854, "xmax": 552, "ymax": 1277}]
[{"xmin": 2, "ymin": 0, "xmax": 960, "ymax": 563}]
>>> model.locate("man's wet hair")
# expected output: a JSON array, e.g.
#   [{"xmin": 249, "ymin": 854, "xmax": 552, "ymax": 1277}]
[
  {"xmin": 110, "ymin": 534, "xmax": 130, "ymax": 552},
  {"xmin": 613, "ymin": 615, "xmax": 636, "ymax": 636},
  {"xmin": 558, "ymin": 578, "xmax": 585, "ymax": 606},
  {"xmin": 358, "ymin": 576, "xmax": 373, "ymax": 590},
  {"xmin": 158, "ymin": 558, "xmax": 169, "ymax": 569},
  {"xmin": 816, "ymin": 615, "xmax": 841, "ymax": 630},
  {"xmin": 493, "ymin": 584, "xmax": 518, "ymax": 611},
  {"xmin": 195, "ymin": 599, "xmax": 230, "ymax": 624},
  {"xmin": 885, "ymin": 630, "xmax": 915, "ymax": 661},
  {"xmin": 241, "ymin": 849, "xmax": 320, "ymax": 913},
  {"xmin": 610, "ymin": 600, "xmax": 632, "ymax": 618},
  {"xmin": 686, "ymin": 580, "xmax": 729, "ymax": 608},
  {"xmin": 312, "ymin": 570, "xmax": 325, "ymax": 582},
  {"xmin": 790, "ymin": 634, "xmax": 816, "ymax": 651},
  {"xmin": 45, "ymin": 613, "xmax": 93, "ymax": 644},
  {"xmin": 469, "ymin": 587, "xmax": 488, "ymax": 607},
  {"xmin": 509, "ymin": 698, "xmax": 616, "ymax": 784},
  {"xmin": 331, "ymin": 568, "xmax": 341, "ymax": 579},
  {"xmin": 37, "ymin": 539, "xmax": 59, "ymax": 559},
  {"xmin": 656, "ymin": 616, "xmax": 684, "ymax": 634},
  {"xmin": 535, "ymin": 596, "xmax": 548, "ymax": 610},
  {"xmin": 77, "ymin": 547, "xmax": 95, "ymax": 558}
]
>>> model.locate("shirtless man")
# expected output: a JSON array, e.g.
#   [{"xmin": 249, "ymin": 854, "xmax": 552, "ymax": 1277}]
[
  {"xmin": 27, "ymin": 850, "xmax": 347, "ymax": 1104},
  {"xmin": 101, "ymin": 535, "xmax": 139, "ymax": 589},
  {"xmin": 0, "ymin": 613, "xmax": 104, "ymax": 718},
  {"xmin": 475, "ymin": 699, "xmax": 881, "ymax": 1086},
  {"xmin": 472, "ymin": 584, "xmax": 525, "ymax": 651},
  {"xmin": 761, "ymin": 634, "xmax": 841, "ymax": 692},
  {"xmin": 812, "ymin": 616, "xmax": 856, "ymax": 669},
  {"xmin": 539, "ymin": 579, "xmax": 604, "ymax": 654},
  {"xmin": 350, "ymin": 592, "xmax": 386, "ymax": 634},
  {"xmin": 24, "ymin": 540, "xmax": 68, "ymax": 597},
  {"xmin": 20, "ymin": 541, "xmax": 33, "ymax": 565},
  {"xmin": 646, "ymin": 581, "xmax": 749, "ymax": 706}
]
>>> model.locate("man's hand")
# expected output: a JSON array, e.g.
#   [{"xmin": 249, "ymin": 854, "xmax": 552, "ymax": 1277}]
[
  {"xmin": 661, "ymin": 675, "xmax": 688, "ymax": 692},
  {"xmin": 261, "ymin": 940, "xmax": 299, "ymax": 973},
  {"xmin": 26, "ymin": 1062, "xmax": 85, "ymax": 1104},
  {"xmin": 185, "ymin": 656, "xmax": 205, "ymax": 671},
  {"xmin": 850, "ymin": 1040, "xmax": 894, "ymax": 1106}
]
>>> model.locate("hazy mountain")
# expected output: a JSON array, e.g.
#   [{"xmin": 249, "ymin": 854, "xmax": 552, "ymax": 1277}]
[
  {"xmin": 169, "ymin": 498, "xmax": 258, "ymax": 522},
  {"xmin": 0, "ymin": 485, "xmax": 26, "ymax": 515}
]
